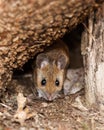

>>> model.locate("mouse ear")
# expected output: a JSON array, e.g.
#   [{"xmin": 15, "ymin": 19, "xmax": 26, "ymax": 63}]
[
  {"xmin": 36, "ymin": 53, "xmax": 49, "ymax": 69},
  {"xmin": 57, "ymin": 54, "xmax": 68, "ymax": 70}
]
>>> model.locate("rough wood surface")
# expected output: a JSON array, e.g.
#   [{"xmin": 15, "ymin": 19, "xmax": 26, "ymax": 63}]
[
  {"xmin": 0, "ymin": 0, "xmax": 103, "ymax": 90},
  {"xmin": 81, "ymin": 4, "xmax": 104, "ymax": 107}
]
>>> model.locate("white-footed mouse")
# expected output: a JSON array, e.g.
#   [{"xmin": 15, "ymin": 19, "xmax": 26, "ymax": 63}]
[{"xmin": 33, "ymin": 39, "xmax": 69, "ymax": 101}]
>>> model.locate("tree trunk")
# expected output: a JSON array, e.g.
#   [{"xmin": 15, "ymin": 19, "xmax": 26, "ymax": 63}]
[
  {"xmin": 0, "ymin": 0, "xmax": 103, "ymax": 91},
  {"xmin": 81, "ymin": 4, "xmax": 104, "ymax": 108}
]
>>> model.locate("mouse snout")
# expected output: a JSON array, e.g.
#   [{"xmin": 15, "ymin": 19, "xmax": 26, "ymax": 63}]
[
  {"xmin": 37, "ymin": 88, "xmax": 59, "ymax": 101},
  {"xmin": 46, "ymin": 92, "xmax": 58, "ymax": 101},
  {"xmin": 48, "ymin": 95, "xmax": 52, "ymax": 101},
  {"xmin": 45, "ymin": 93, "xmax": 53, "ymax": 101}
]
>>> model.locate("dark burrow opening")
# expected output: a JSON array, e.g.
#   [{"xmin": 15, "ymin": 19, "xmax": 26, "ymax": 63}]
[
  {"xmin": 11, "ymin": 24, "xmax": 84, "ymax": 99},
  {"xmin": 0, "ymin": 23, "xmax": 84, "ymax": 102}
]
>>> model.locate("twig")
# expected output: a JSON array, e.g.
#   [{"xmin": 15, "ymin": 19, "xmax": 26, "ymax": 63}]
[{"xmin": 0, "ymin": 102, "xmax": 12, "ymax": 110}]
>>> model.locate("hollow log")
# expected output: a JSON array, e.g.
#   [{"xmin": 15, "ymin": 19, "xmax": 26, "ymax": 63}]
[
  {"xmin": 0, "ymin": 0, "xmax": 103, "ymax": 91},
  {"xmin": 81, "ymin": 4, "xmax": 104, "ymax": 108}
]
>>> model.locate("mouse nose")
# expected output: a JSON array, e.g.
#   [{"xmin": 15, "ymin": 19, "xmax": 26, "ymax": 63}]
[
  {"xmin": 48, "ymin": 96, "xmax": 53, "ymax": 101},
  {"xmin": 46, "ymin": 93, "xmax": 53, "ymax": 101}
]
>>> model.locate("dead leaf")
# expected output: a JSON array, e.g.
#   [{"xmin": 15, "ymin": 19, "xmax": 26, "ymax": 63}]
[
  {"xmin": 63, "ymin": 68, "xmax": 84, "ymax": 95},
  {"xmin": 72, "ymin": 96, "xmax": 88, "ymax": 111},
  {"xmin": 13, "ymin": 93, "xmax": 37, "ymax": 125},
  {"xmin": 16, "ymin": 93, "xmax": 26, "ymax": 111}
]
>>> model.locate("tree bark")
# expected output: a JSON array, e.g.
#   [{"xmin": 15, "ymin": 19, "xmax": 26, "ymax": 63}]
[
  {"xmin": 0, "ymin": 0, "xmax": 103, "ymax": 90},
  {"xmin": 81, "ymin": 4, "xmax": 104, "ymax": 108}
]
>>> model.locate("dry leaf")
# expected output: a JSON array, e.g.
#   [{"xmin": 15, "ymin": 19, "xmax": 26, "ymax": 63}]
[
  {"xmin": 72, "ymin": 96, "xmax": 88, "ymax": 111},
  {"xmin": 13, "ymin": 93, "xmax": 37, "ymax": 125},
  {"xmin": 63, "ymin": 68, "xmax": 84, "ymax": 95},
  {"xmin": 16, "ymin": 93, "xmax": 26, "ymax": 111},
  {"xmin": 0, "ymin": 112, "xmax": 3, "ymax": 116}
]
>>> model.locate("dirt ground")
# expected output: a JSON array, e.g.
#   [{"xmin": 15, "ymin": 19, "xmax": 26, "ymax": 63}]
[{"xmin": 0, "ymin": 72, "xmax": 104, "ymax": 130}]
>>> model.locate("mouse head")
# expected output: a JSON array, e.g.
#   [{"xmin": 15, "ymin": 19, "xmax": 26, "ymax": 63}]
[{"xmin": 34, "ymin": 53, "xmax": 67, "ymax": 101}]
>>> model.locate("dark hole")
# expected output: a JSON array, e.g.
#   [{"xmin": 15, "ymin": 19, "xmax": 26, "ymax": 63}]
[{"xmin": 12, "ymin": 24, "xmax": 84, "ymax": 98}]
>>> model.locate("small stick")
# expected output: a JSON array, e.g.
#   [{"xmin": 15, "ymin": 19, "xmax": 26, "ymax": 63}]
[{"xmin": 0, "ymin": 102, "xmax": 12, "ymax": 110}]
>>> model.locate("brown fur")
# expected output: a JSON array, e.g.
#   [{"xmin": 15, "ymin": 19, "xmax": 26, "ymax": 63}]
[{"xmin": 33, "ymin": 39, "xmax": 69, "ymax": 101}]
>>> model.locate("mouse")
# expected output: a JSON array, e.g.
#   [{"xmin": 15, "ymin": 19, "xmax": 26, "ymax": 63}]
[{"xmin": 33, "ymin": 39, "xmax": 69, "ymax": 101}]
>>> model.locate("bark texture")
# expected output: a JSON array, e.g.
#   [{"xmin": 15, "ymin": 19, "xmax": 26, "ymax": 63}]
[
  {"xmin": 0, "ymin": 0, "xmax": 103, "ymax": 90},
  {"xmin": 81, "ymin": 4, "xmax": 104, "ymax": 107}
]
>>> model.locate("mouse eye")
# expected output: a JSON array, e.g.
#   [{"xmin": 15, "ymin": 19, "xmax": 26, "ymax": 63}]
[
  {"xmin": 41, "ymin": 79, "xmax": 46, "ymax": 86},
  {"xmin": 55, "ymin": 79, "xmax": 60, "ymax": 86}
]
